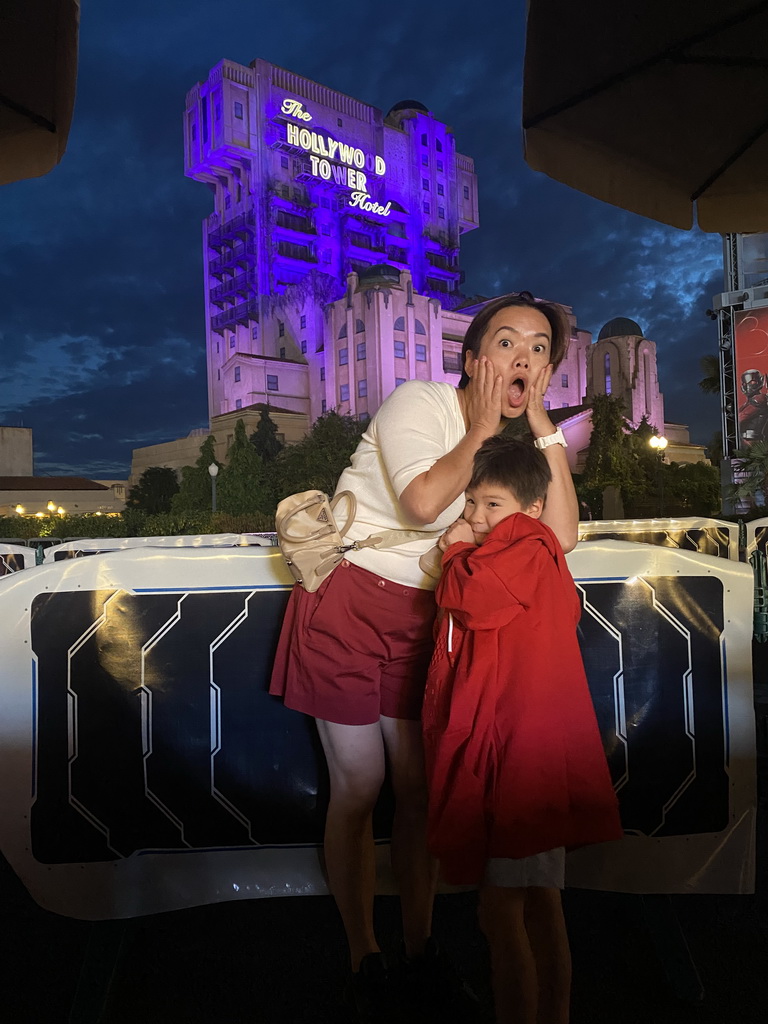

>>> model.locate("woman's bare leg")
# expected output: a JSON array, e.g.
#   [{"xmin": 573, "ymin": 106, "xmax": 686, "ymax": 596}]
[
  {"xmin": 524, "ymin": 887, "xmax": 571, "ymax": 1024},
  {"xmin": 380, "ymin": 715, "xmax": 438, "ymax": 958},
  {"xmin": 478, "ymin": 886, "xmax": 537, "ymax": 1024},
  {"xmin": 315, "ymin": 718, "xmax": 386, "ymax": 971}
]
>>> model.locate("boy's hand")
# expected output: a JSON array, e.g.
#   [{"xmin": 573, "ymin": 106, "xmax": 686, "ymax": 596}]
[
  {"xmin": 526, "ymin": 362, "xmax": 556, "ymax": 439},
  {"xmin": 439, "ymin": 518, "xmax": 475, "ymax": 551}
]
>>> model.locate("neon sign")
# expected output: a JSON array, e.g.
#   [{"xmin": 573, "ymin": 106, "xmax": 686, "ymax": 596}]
[{"xmin": 280, "ymin": 98, "xmax": 391, "ymax": 217}]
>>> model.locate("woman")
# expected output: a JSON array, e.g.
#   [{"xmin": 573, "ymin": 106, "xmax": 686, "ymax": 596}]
[{"xmin": 269, "ymin": 291, "xmax": 578, "ymax": 1022}]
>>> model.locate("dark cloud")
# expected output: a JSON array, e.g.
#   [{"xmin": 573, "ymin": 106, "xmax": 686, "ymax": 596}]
[{"xmin": 0, "ymin": 0, "xmax": 726, "ymax": 477}]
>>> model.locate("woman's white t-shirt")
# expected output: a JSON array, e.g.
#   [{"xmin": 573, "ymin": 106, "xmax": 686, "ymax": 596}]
[{"xmin": 335, "ymin": 380, "xmax": 467, "ymax": 589}]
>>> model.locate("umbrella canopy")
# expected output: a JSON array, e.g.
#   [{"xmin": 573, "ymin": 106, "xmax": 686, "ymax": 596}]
[
  {"xmin": 0, "ymin": 0, "xmax": 80, "ymax": 186},
  {"xmin": 523, "ymin": 0, "xmax": 768, "ymax": 231}
]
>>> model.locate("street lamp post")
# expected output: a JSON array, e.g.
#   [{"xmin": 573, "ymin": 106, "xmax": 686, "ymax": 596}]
[
  {"xmin": 648, "ymin": 435, "xmax": 668, "ymax": 517},
  {"xmin": 208, "ymin": 463, "xmax": 219, "ymax": 513}
]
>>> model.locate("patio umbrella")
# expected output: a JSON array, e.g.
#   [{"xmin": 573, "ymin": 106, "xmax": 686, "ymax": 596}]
[
  {"xmin": 0, "ymin": 0, "xmax": 80, "ymax": 186},
  {"xmin": 523, "ymin": 0, "xmax": 768, "ymax": 231}
]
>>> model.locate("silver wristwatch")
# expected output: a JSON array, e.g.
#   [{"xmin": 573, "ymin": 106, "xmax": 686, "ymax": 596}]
[{"xmin": 533, "ymin": 427, "xmax": 567, "ymax": 450}]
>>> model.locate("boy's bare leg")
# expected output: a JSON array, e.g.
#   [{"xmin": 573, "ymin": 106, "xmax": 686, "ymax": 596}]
[
  {"xmin": 524, "ymin": 887, "xmax": 571, "ymax": 1024},
  {"xmin": 479, "ymin": 886, "xmax": 537, "ymax": 1024},
  {"xmin": 315, "ymin": 718, "xmax": 387, "ymax": 971},
  {"xmin": 380, "ymin": 715, "xmax": 438, "ymax": 958}
]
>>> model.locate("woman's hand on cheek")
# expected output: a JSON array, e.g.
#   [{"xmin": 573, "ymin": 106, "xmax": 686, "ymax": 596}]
[
  {"xmin": 525, "ymin": 362, "xmax": 556, "ymax": 439},
  {"xmin": 464, "ymin": 356, "xmax": 503, "ymax": 436}
]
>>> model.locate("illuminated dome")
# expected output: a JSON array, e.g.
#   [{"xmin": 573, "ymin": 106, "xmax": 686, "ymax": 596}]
[
  {"xmin": 387, "ymin": 99, "xmax": 430, "ymax": 116},
  {"xmin": 355, "ymin": 264, "xmax": 402, "ymax": 290},
  {"xmin": 598, "ymin": 317, "xmax": 644, "ymax": 340}
]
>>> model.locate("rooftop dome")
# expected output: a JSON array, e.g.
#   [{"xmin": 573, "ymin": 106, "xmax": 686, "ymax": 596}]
[
  {"xmin": 598, "ymin": 317, "xmax": 644, "ymax": 340},
  {"xmin": 355, "ymin": 264, "xmax": 402, "ymax": 290},
  {"xmin": 386, "ymin": 99, "xmax": 430, "ymax": 116}
]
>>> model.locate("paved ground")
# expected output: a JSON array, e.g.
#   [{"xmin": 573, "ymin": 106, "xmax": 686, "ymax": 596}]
[{"xmin": 3, "ymin": 720, "xmax": 767, "ymax": 1024}]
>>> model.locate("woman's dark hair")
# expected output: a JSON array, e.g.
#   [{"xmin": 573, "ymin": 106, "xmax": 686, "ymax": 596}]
[
  {"xmin": 469, "ymin": 436, "xmax": 552, "ymax": 509},
  {"xmin": 458, "ymin": 291, "xmax": 571, "ymax": 388}
]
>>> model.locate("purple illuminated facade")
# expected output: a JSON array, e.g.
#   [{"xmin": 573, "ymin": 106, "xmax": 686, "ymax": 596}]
[{"xmin": 184, "ymin": 59, "xmax": 481, "ymax": 423}]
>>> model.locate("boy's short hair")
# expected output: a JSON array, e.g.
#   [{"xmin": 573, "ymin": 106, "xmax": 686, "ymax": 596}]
[{"xmin": 469, "ymin": 436, "xmax": 552, "ymax": 509}]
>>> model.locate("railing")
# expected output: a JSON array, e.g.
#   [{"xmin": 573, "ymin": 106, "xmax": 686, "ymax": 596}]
[{"xmin": 211, "ymin": 298, "xmax": 260, "ymax": 331}]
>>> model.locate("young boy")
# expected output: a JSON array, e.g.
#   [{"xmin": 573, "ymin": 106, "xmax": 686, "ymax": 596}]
[{"xmin": 422, "ymin": 436, "xmax": 622, "ymax": 1024}]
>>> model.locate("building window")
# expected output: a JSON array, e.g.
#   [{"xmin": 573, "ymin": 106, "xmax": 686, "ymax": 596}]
[
  {"xmin": 281, "ymin": 155, "xmax": 289, "ymax": 169},
  {"xmin": 435, "ymin": 139, "xmax": 443, "ymax": 151},
  {"xmin": 320, "ymin": 366, "xmax": 325, "ymax": 381},
  {"xmin": 278, "ymin": 321, "xmax": 285, "ymax": 337},
  {"xmin": 422, "ymin": 178, "xmax": 430, "ymax": 190},
  {"xmin": 321, "ymin": 224, "xmax": 331, "ymax": 236},
  {"xmin": 252, "ymin": 326, "xmax": 259, "ymax": 339},
  {"xmin": 234, "ymin": 101, "xmax": 244, "ymax": 119},
  {"xmin": 437, "ymin": 183, "xmax": 444, "ymax": 196},
  {"xmin": 357, "ymin": 342, "xmax": 366, "ymax": 360},
  {"xmin": 421, "ymin": 133, "xmax": 428, "ymax": 145},
  {"xmin": 337, "ymin": 117, "xmax": 343, "ymax": 127},
  {"xmin": 604, "ymin": 352, "xmax": 612, "ymax": 394},
  {"xmin": 437, "ymin": 160, "xmax": 443, "ymax": 171},
  {"xmin": 230, "ymin": 337, "xmax": 236, "ymax": 349},
  {"xmin": 216, "ymin": 341, "xmax": 220, "ymax": 353},
  {"xmin": 321, "ymin": 399, "xmax": 327, "ymax": 413},
  {"xmin": 395, "ymin": 377, "xmax": 406, "ymax": 387},
  {"xmin": 301, "ymin": 340, "xmax": 307, "ymax": 354},
  {"xmin": 280, "ymin": 184, "xmax": 289, "ymax": 198},
  {"xmin": 561, "ymin": 373, "xmax": 568, "ymax": 388},
  {"xmin": 422, "ymin": 154, "xmax": 428, "ymax": 166},
  {"xmin": 394, "ymin": 340, "xmax": 406, "ymax": 358},
  {"xmin": 292, "ymin": 188, "xmax": 302, "ymax": 202},
  {"xmin": 423, "ymin": 201, "xmax": 430, "ymax": 214},
  {"xmin": 225, "ymin": 196, "xmax": 231, "ymax": 209},
  {"xmin": 358, "ymin": 379, "xmax": 367, "ymax": 397},
  {"xmin": 279, "ymin": 346, "xmax": 286, "ymax": 358},
  {"xmin": 463, "ymin": 186, "xmax": 470, "ymax": 200},
  {"xmin": 236, "ymin": 398, "xmax": 242, "ymax": 409},
  {"xmin": 338, "ymin": 323, "xmax": 348, "ymax": 339},
  {"xmin": 544, "ymin": 399, "xmax": 550, "ymax": 410},
  {"xmin": 217, "ymin": 369, "xmax": 220, "ymax": 380},
  {"xmin": 234, "ymin": 366, "xmax": 241, "ymax": 382},
  {"xmin": 438, "ymin": 207, "xmax": 445, "ymax": 218},
  {"xmin": 355, "ymin": 319, "xmax": 365, "ymax": 334},
  {"xmin": 267, "ymin": 374, "xmax": 279, "ymax": 391},
  {"xmin": 415, "ymin": 319, "xmax": 426, "ymax": 335},
  {"xmin": 300, "ymin": 314, "xmax": 307, "ymax": 329},
  {"xmin": 562, "ymin": 402, "xmax": 569, "ymax": 408},
  {"xmin": 214, "ymin": 102, "xmax": 220, "ymax": 122},
  {"xmin": 415, "ymin": 344, "xmax": 427, "ymax": 362},
  {"xmin": 340, "ymin": 383, "xmax": 350, "ymax": 402},
  {"xmin": 394, "ymin": 316, "xmax": 405, "ymax": 332},
  {"xmin": 339, "ymin": 347, "xmax": 348, "ymax": 365}
]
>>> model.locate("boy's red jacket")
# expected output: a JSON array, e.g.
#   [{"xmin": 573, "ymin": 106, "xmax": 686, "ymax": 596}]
[{"xmin": 422, "ymin": 513, "xmax": 623, "ymax": 885}]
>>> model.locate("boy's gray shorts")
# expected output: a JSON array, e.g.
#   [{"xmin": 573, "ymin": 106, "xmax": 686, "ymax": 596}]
[{"xmin": 483, "ymin": 847, "xmax": 566, "ymax": 889}]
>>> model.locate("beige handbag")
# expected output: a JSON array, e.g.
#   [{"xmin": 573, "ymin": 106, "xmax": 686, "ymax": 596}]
[{"xmin": 275, "ymin": 489, "xmax": 440, "ymax": 592}]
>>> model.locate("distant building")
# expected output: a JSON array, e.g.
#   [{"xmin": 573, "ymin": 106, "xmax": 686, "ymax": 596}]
[
  {"xmin": 0, "ymin": 427, "xmax": 33, "ymax": 475},
  {"xmin": 0, "ymin": 476, "xmax": 126, "ymax": 518},
  {"xmin": 130, "ymin": 60, "xmax": 706, "ymax": 486}
]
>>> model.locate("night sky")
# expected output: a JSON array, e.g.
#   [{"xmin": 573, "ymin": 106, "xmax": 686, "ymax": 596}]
[{"xmin": 0, "ymin": 0, "xmax": 723, "ymax": 480}]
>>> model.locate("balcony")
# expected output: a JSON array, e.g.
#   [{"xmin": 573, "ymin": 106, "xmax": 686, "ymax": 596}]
[
  {"xmin": 210, "ymin": 274, "xmax": 250, "ymax": 303},
  {"xmin": 426, "ymin": 251, "xmax": 458, "ymax": 272},
  {"xmin": 209, "ymin": 241, "xmax": 257, "ymax": 275},
  {"xmin": 276, "ymin": 240, "xmax": 317, "ymax": 263},
  {"xmin": 207, "ymin": 210, "xmax": 256, "ymax": 248},
  {"xmin": 211, "ymin": 298, "xmax": 260, "ymax": 333}
]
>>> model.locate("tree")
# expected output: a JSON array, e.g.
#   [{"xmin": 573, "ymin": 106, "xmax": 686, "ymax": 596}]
[
  {"xmin": 217, "ymin": 419, "xmax": 266, "ymax": 515},
  {"xmin": 250, "ymin": 407, "xmax": 284, "ymax": 462},
  {"xmin": 274, "ymin": 411, "xmax": 364, "ymax": 499},
  {"xmin": 730, "ymin": 440, "xmax": 768, "ymax": 509},
  {"xmin": 171, "ymin": 435, "xmax": 221, "ymax": 513},
  {"xmin": 579, "ymin": 396, "xmax": 638, "ymax": 516},
  {"xmin": 126, "ymin": 466, "xmax": 179, "ymax": 514},
  {"xmin": 698, "ymin": 354, "xmax": 721, "ymax": 394}
]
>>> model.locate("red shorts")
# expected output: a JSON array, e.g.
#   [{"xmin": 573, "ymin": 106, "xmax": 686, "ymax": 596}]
[{"xmin": 269, "ymin": 559, "xmax": 437, "ymax": 726}]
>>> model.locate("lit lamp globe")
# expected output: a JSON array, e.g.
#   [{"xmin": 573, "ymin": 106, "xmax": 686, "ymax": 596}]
[
  {"xmin": 15, "ymin": 504, "xmax": 25, "ymax": 515},
  {"xmin": 648, "ymin": 435, "xmax": 668, "ymax": 454},
  {"xmin": 57, "ymin": 507, "xmax": 65, "ymax": 516},
  {"xmin": 47, "ymin": 500, "xmax": 56, "ymax": 512}
]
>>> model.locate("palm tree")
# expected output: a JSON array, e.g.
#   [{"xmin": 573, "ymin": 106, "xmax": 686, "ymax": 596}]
[{"xmin": 698, "ymin": 354, "xmax": 721, "ymax": 395}]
